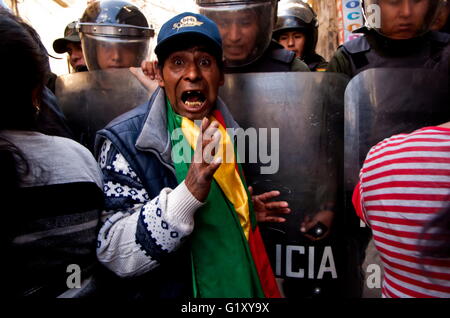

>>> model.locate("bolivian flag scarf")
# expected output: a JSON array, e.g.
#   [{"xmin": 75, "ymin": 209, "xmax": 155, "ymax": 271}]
[{"xmin": 166, "ymin": 100, "xmax": 281, "ymax": 298}]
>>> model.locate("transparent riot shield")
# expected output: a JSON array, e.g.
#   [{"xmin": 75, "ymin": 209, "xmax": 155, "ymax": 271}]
[
  {"xmin": 345, "ymin": 68, "xmax": 450, "ymax": 189},
  {"xmin": 344, "ymin": 68, "xmax": 450, "ymax": 298},
  {"xmin": 220, "ymin": 72, "xmax": 349, "ymax": 298},
  {"xmin": 55, "ymin": 68, "xmax": 158, "ymax": 152}
]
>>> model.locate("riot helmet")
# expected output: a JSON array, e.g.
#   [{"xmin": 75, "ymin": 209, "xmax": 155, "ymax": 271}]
[
  {"xmin": 196, "ymin": 0, "xmax": 279, "ymax": 68},
  {"xmin": 362, "ymin": 0, "xmax": 444, "ymax": 39},
  {"xmin": 273, "ymin": 0, "xmax": 318, "ymax": 58},
  {"xmin": 78, "ymin": 0, "xmax": 154, "ymax": 71}
]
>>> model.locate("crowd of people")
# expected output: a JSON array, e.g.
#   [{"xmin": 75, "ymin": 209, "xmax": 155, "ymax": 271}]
[{"xmin": 0, "ymin": 0, "xmax": 449, "ymax": 299}]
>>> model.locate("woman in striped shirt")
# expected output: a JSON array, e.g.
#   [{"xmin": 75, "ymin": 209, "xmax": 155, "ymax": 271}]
[{"xmin": 353, "ymin": 122, "xmax": 450, "ymax": 298}]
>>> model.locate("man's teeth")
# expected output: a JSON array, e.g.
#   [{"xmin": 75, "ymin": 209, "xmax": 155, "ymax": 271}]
[{"xmin": 185, "ymin": 101, "xmax": 203, "ymax": 107}]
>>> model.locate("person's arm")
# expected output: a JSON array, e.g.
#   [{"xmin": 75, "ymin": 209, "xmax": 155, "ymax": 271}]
[
  {"xmin": 96, "ymin": 139, "xmax": 204, "ymax": 278},
  {"xmin": 352, "ymin": 180, "xmax": 371, "ymax": 228}
]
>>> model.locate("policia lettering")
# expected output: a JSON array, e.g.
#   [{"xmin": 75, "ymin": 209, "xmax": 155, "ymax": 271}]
[{"xmin": 275, "ymin": 245, "xmax": 337, "ymax": 279}]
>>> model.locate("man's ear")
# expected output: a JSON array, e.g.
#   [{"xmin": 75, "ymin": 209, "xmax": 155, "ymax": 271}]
[{"xmin": 156, "ymin": 65, "xmax": 165, "ymax": 88}]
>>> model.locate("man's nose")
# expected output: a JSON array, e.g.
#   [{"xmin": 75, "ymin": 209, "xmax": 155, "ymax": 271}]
[
  {"xmin": 227, "ymin": 23, "xmax": 241, "ymax": 42},
  {"xmin": 287, "ymin": 35, "xmax": 295, "ymax": 47},
  {"xmin": 71, "ymin": 49, "xmax": 83, "ymax": 61},
  {"xmin": 399, "ymin": 0, "xmax": 412, "ymax": 17},
  {"xmin": 184, "ymin": 62, "xmax": 202, "ymax": 82},
  {"xmin": 109, "ymin": 47, "xmax": 121, "ymax": 61}
]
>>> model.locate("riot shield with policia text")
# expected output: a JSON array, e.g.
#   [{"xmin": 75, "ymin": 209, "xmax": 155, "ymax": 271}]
[
  {"xmin": 55, "ymin": 68, "xmax": 157, "ymax": 152},
  {"xmin": 220, "ymin": 72, "xmax": 349, "ymax": 298}
]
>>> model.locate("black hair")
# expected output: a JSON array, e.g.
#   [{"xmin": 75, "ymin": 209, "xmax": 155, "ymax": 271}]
[
  {"xmin": 0, "ymin": 8, "xmax": 48, "ymax": 131},
  {"xmin": 0, "ymin": 8, "xmax": 49, "ymax": 196}
]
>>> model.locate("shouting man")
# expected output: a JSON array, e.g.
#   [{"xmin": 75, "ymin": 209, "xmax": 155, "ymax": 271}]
[{"xmin": 95, "ymin": 12, "xmax": 288, "ymax": 298}]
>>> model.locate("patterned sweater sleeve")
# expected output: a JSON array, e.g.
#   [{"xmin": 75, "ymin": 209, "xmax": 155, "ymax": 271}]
[{"xmin": 96, "ymin": 139, "xmax": 203, "ymax": 278}]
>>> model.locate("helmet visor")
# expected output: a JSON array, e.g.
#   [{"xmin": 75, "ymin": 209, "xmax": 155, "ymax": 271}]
[
  {"xmin": 81, "ymin": 33, "xmax": 151, "ymax": 71},
  {"xmin": 198, "ymin": 2, "xmax": 275, "ymax": 68}
]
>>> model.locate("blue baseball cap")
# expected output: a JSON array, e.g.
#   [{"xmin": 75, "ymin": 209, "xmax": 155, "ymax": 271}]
[{"xmin": 155, "ymin": 12, "xmax": 222, "ymax": 61}]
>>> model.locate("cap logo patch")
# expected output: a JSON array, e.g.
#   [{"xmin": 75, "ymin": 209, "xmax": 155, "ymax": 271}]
[{"xmin": 173, "ymin": 16, "xmax": 203, "ymax": 30}]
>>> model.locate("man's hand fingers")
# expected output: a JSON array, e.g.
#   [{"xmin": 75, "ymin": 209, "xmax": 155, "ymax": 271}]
[
  {"xmin": 152, "ymin": 61, "xmax": 159, "ymax": 80},
  {"xmin": 129, "ymin": 66, "xmax": 155, "ymax": 91},
  {"xmin": 203, "ymin": 122, "xmax": 219, "ymax": 143},
  {"xmin": 200, "ymin": 117, "xmax": 210, "ymax": 133},
  {"xmin": 203, "ymin": 129, "xmax": 221, "ymax": 164},
  {"xmin": 257, "ymin": 190, "xmax": 281, "ymax": 201},
  {"xmin": 263, "ymin": 208, "xmax": 291, "ymax": 217},
  {"xmin": 264, "ymin": 201, "xmax": 289, "ymax": 210},
  {"xmin": 141, "ymin": 60, "xmax": 157, "ymax": 80},
  {"xmin": 204, "ymin": 156, "xmax": 222, "ymax": 179},
  {"xmin": 259, "ymin": 216, "xmax": 287, "ymax": 223}
]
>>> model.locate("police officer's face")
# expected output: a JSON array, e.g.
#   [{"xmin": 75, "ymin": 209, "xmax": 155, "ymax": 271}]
[
  {"xmin": 66, "ymin": 42, "xmax": 86, "ymax": 72},
  {"xmin": 215, "ymin": 10, "xmax": 259, "ymax": 62},
  {"xmin": 157, "ymin": 46, "xmax": 225, "ymax": 120},
  {"xmin": 379, "ymin": 0, "xmax": 430, "ymax": 39},
  {"xmin": 278, "ymin": 31, "xmax": 306, "ymax": 58},
  {"xmin": 96, "ymin": 42, "xmax": 138, "ymax": 69}
]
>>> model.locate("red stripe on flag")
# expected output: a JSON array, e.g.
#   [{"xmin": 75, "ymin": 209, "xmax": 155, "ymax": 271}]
[
  {"xmin": 248, "ymin": 227, "xmax": 281, "ymax": 298},
  {"xmin": 212, "ymin": 109, "xmax": 226, "ymax": 128}
]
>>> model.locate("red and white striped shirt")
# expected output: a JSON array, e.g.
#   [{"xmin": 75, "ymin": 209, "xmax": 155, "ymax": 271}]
[{"xmin": 353, "ymin": 126, "xmax": 450, "ymax": 298}]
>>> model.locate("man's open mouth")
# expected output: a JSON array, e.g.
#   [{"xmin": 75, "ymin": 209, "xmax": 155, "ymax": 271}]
[{"xmin": 181, "ymin": 90, "xmax": 206, "ymax": 108}]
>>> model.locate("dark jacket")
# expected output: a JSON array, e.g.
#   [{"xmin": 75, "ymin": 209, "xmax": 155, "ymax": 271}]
[
  {"xmin": 225, "ymin": 40, "xmax": 310, "ymax": 73},
  {"xmin": 327, "ymin": 28, "xmax": 450, "ymax": 78},
  {"xmin": 94, "ymin": 88, "xmax": 240, "ymax": 298}
]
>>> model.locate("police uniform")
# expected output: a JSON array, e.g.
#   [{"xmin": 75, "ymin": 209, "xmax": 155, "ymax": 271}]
[
  {"xmin": 273, "ymin": 0, "xmax": 328, "ymax": 72},
  {"xmin": 303, "ymin": 53, "xmax": 328, "ymax": 72},
  {"xmin": 225, "ymin": 40, "xmax": 310, "ymax": 73},
  {"xmin": 328, "ymin": 27, "xmax": 450, "ymax": 78}
]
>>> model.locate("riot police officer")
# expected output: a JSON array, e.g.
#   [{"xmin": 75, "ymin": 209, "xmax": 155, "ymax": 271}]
[
  {"xmin": 196, "ymin": 0, "xmax": 309, "ymax": 72},
  {"xmin": 78, "ymin": 0, "xmax": 154, "ymax": 71},
  {"xmin": 57, "ymin": 1, "xmax": 155, "ymax": 152},
  {"xmin": 53, "ymin": 21, "xmax": 88, "ymax": 73},
  {"xmin": 273, "ymin": 0, "xmax": 328, "ymax": 71},
  {"xmin": 328, "ymin": 0, "xmax": 450, "ymax": 77}
]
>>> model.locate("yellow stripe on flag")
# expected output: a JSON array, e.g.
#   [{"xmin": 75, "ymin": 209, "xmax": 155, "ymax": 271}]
[{"xmin": 181, "ymin": 116, "xmax": 251, "ymax": 239}]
